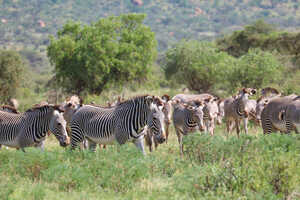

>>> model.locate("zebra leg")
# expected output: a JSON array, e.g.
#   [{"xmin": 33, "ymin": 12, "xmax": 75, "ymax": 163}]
[
  {"xmin": 144, "ymin": 131, "xmax": 153, "ymax": 152},
  {"xmin": 209, "ymin": 119, "xmax": 215, "ymax": 136},
  {"xmin": 133, "ymin": 135, "xmax": 146, "ymax": 155},
  {"xmin": 70, "ymin": 129, "xmax": 85, "ymax": 151},
  {"xmin": 83, "ymin": 139, "xmax": 89, "ymax": 149},
  {"xmin": 204, "ymin": 120, "xmax": 209, "ymax": 134},
  {"xmin": 235, "ymin": 119, "xmax": 240, "ymax": 137},
  {"xmin": 175, "ymin": 128, "xmax": 183, "ymax": 156},
  {"xmin": 165, "ymin": 122, "xmax": 170, "ymax": 144},
  {"xmin": 87, "ymin": 139, "xmax": 97, "ymax": 152},
  {"xmin": 154, "ymin": 136, "xmax": 159, "ymax": 151},
  {"xmin": 243, "ymin": 117, "xmax": 248, "ymax": 135},
  {"xmin": 35, "ymin": 141, "xmax": 45, "ymax": 151}
]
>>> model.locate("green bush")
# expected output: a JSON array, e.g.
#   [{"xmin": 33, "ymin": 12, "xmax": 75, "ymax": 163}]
[
  {"xmin": 47, "ymin": 13, "xmax": 157, "ymax": 95},
  {"xmin": 227, "ymin": 48, "xmax": 284, "ymax": 92},
  {"xmin": 0, "ymin": 50, "xmax": 26, "ymax": 102},
  {"xmin": 163, "ymin": 40, "xmax": 235, "ymax": 93}
]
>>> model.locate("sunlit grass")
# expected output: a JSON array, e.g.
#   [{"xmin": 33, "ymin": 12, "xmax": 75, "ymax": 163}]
[{"xmin": 1, "ymin": 123, "xmax": 300, "ymax": 200}]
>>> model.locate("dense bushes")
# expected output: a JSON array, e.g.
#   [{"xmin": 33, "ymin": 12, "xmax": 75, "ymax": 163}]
[
  {"xmin": 47, "ymin": 13, "xmax": 157, "ymax": 95},
  {"xmin": 0, "ymin": 50, "xmax": 26, "ymax": 102},
  {"xmin": 163, "ymin": 40, "xmax": 284, "ymax": 95}
]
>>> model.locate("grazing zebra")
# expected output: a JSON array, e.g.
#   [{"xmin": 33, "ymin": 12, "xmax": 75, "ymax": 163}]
[
  {"xmin": 69, "ymin": 95, "xmax": 166, "ymax": 154},
  {"xmin": 172, "ymin": 100, "xmax": 205, "ymax": 155},
  {"xmin": 0, "ymin": 105, "xmax": 69, "ymax": 152}
]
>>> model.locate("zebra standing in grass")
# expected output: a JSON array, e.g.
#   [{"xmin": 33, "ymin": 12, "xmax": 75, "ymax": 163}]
[
  {"xmin": 172, "ymin": 100, "xmax": 205, "ymax": 155},
  {"xmin": 224, "ymin": 88, "xmax": 256, "ymax": 137},
  {"xmin": 0, "ymin": 105, "xmax": 20, "ymax": 149},
  {"xmin": 69, "ymin": 95, "xmax": 166, "ymax": 154},
  {"xmin": 0, "ymin": 105, "xmax": 69, "ymax": 152}
]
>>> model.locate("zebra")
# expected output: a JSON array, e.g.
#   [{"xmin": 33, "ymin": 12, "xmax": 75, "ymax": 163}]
[
  {"xmin": 0, "ymin": 104, "xmax": 69, "ymax": 152},
  {"xmin": 202, "ymin": 96, "xmax": 219, "ymax": 136},
  {"xmin": 224, "ymin": 88, "xmax": 256, "ymax": 137},
  {"xmin": 172, "ymin": 100, "xmax": 205, "ymax": 155},
  {"xmin": 69, "ymin": 95, "xmax": 166, "ymax": 155},
  {"xmin": 261, "ymin": 96, "xmax": 296, "ymax": 134},
  {"xmin": 0, "ymin": 105, "xmax": 20, "ymax": 149},
  {"xmin": 256, "ymin": 87, "xmax": 282, "ymax": 124},
  {"xmin": 216, "ymin": 99, "xmax": 225, "ymax": 125},
  {"xmin": 0, "ymin": 105, "xmax": 19, "ymax": 114},
  {"xmin": 161, "ymin": 94, "xmax": 172, "ymax": 143},
  {"xmin": 144, "ymin": 94, "xmax": 171, "ymax": 152}
]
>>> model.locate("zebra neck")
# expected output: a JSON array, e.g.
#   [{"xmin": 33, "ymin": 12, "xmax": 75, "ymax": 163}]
[{"xmin": 26, "ymin": 111, "xmax": 52, "ymax": 143}]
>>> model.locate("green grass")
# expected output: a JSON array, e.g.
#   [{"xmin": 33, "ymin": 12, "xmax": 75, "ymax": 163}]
[{"xmin": 1, "ymin": 125, "xmax": 300, "ymax": 200}]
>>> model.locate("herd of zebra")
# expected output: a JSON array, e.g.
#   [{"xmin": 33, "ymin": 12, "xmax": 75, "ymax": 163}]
[{"xmin": 0, "ymin": 87, "xmax": 299, "ymax": 155}]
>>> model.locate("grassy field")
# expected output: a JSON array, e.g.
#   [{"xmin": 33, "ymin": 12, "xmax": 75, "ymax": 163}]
[{"xmin": 1, "ymin": 123, "xmax": 300, "ymax": 200}]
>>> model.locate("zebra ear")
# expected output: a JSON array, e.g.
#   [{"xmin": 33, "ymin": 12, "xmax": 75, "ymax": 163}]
[
  {"xmin": 251, "ymin": 89, "xmax": 257, "ymax": 95},
  {"xmin": 161, "ymin": 94, "xmax": 170, "ymax": 102},
  {"xmin": 53, "ymin": 104, "xmax": 65, "ymax": 112},
  {"xmin": 153, "ymin": 96, "xmax": 164, "ymax": 107},
  {"xmin": 79, "ymin": 97, "xmax": 84, "ymax": 106},
  {"xmin": 264, "ymin": 99, "xmax": 269, "ymax": 105},
  {"xmin": 278, "ymin": 110, "xmax": 285, "ymax": 121}
]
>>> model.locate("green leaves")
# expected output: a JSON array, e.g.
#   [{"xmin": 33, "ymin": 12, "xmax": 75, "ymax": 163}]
[
  {"xmin": 163, "ymin": 39, "xmax": 284, "ymax": 95},
  {"xmin": 0, "ymin": 50, "xmax": 25, "ymax": 102},
  {"xmin": 47, "ymin": 13, "xmax": 157, "ymax": 95}
]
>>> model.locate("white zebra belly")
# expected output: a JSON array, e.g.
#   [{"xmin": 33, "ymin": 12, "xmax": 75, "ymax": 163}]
[
  {"xmin": 88, "ymin": 135, "xmax": 116, "ymax": 145},
  {"xmin": 273, "ymin": 122, "xmax": 287, "ymax": 132},
  {"xmin": 1, "ymin": 140, "xmax": 19, "ymax": 148}
]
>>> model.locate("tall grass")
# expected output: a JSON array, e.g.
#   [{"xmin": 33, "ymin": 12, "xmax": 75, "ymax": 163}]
[{"xmin": 1, "ymin": 125, "xmax": 300, "ymax": 200}]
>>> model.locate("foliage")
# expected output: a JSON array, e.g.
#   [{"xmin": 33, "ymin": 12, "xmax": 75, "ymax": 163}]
[
  {"xmin": 163, "ymin": 40, "xmax": 284, "ymax": 95},
  {"xmin": 227, "ymin": 48, "xmax": 284, "ymax": 92},
  {"xmin": 217, "ymin": 19, "xmax": 300, "ymax": 67},
  {"xmin": 1, "ymin": 128, "xmax": 300, "ymax": 199},
  {"xmin": 163, "ymin": 40, "xmax": 235, "ymax": 93},
  {"xmin": 47, "ymin": 13, "xmax": 157, "ymax": 94},
  {"xmin": 0, "ymin": 50, "xmax": 25, "ymax": 102}
]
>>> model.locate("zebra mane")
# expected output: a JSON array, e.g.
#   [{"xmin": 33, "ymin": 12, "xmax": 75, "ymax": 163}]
[
  {"xmin": 117, "ymin": 95, "xmax": 150, "ymax": 106},
  {"xmin": 0, "ymin": 105, "xmax": 19, "ymax": 114},
  {"xmin": 25, "ymin": 104, "xmax": 63, "ymax": 113}
]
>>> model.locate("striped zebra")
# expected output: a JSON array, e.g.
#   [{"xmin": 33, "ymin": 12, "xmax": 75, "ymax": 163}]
[
  {"xmin": 224, "ymin": 88, "xmax": 256, "ymax": 137},
  {"xmin": 202, "ymin": 97, "xmax": 219, "ymax": 136},
  {"xmin": 261, "ymin": 96, "xmax": 296, "ymax": 134},
  {"xmin": 69, "ymin": 95, "xmax": 166, "ymax": 154},
  {"xmin": 0, "ymin": 105, "xmax": 20, "ymax": 149},
  {"xmin": 172, "ymin": 100, "xmax": 205, "ymax": 155},
  {"xmin": 0, "ymin": 104, "xmax": 69, "ymax": 152}
]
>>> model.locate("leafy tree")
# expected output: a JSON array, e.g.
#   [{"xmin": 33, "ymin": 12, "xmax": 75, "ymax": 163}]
[
  {"xmin": 47, "ymin": 13, "xmax": 157, "ymax": 94},
  {"xmin": 0, "ymin": 50, "xmax": 25, "ymax": 102},
  {"xmin": 163, "ymin": 40, "xmax": 235, "ymax": 93},
  {"xmin": 228, "ymin": 48, "xmax": 284, "ymax": 91}
]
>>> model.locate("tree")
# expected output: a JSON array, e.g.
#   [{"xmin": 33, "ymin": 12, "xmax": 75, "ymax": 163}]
[
  {"xmin": 227, "ymin": 48, "xmax": 284, "ymax": 91},
  {"xmin": 163, "ymin": 40, "xmax": 235, "ymax": 93},
  {"xmin": 47, "ymin": 13, "xmax": 157, "ymax": 95},
  {"xmin": 0, "ymin": 50, "xmax": 25, "ymax": 102}
]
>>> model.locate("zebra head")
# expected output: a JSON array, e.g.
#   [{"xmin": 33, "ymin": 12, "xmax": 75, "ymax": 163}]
[
  {"xmin": 49, "ymin": 109, "xmax": 70, "ymax": 147},
  {"xmin": 186, "ymin": 100, "xmax": 205, "ymax": 131},
  {"xmin": 62, "ymin": 95, "xmax": 82, "ymax": 124},
  {"xmin": 256, "ymin": 97, "xmax": 270, "ymax": 122},
  {"xmin": 240, "ymin": 88, "xmax": 257, "ymax": 99},
  {"xmin": 161, "ymin": 94, "xmax": 172, "ymax": 124},
  {"xmin": 146, "ymin": 96, "xmax": 166, "ymax": 144}
]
